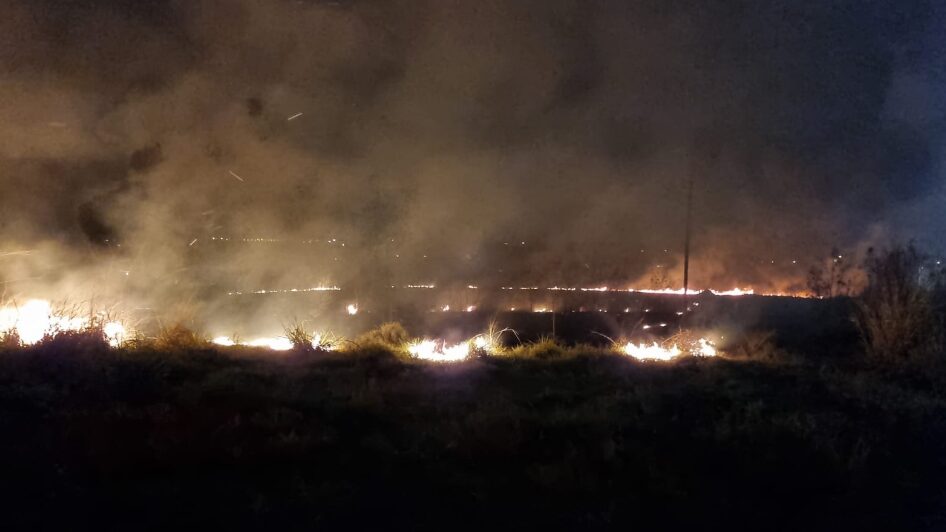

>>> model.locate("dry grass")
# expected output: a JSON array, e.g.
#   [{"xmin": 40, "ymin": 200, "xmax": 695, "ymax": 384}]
[
  {"xmin": 0, "ymin": 330, "xmax": 21, "ymax": 349},
  {"xmin": 854, "ymin": 245, "xmax": 943, "ymax": 360},
  {"xmin": 353, "ymin": 322, "xmax": 410, "ymax": 347},
  {"xmin": 728, "ymin": 330, "xmax": 780, "ymax": 361},
  {"xmin": 508, "ymin": 336, "xmax": 568, "ymax": 359},
  {"xmin": 151, "ymin": 323, "xmax": 208, "ymax": 351}
]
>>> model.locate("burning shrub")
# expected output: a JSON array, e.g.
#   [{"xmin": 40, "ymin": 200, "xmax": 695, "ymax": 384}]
[
  {"xmin": 281, "ymin": 321, "xmax": 340, "ymax": 353},
  {"xmin": 0, "ymin": 299, "xmax": 129, "ymax": 349},
  {"xmin": 284, "ymin": 321, "xmax": 316, "ymax": 353},
  {"xmin": 664, "ymin": 330, "xmax": 718, "ymax": 357},
  {"xmin": 854, "ymin": 245, "xmax": 944, "ymax": 360}
]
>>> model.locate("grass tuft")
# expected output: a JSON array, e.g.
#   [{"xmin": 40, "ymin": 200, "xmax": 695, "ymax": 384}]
[
  {"xmin": 353, "ymin": 322, "xmax": 410, "ymax": 348},
  {"xmin": 151, "ymin": 323, "xmax": 208, "ymax": 351}
]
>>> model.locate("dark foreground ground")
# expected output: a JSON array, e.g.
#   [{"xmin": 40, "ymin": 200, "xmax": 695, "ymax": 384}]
[{"xmin": 2, "ymin": 339, "xmax": 946, "ymax": 531}]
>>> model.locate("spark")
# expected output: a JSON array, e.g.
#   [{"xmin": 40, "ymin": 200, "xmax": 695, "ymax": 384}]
[
  {"xmin": 188, "ymin": 238, "xmax": 198, "ymax": 247},
  {"xmin": 287, "ymin": 112, "xmax": 303, "ymax": 121},
  {"xmin": 228, "ymin": 170, "xmax": 245, "ymax": 182},
  {"xmin": 347, "ymin": 304, "xmax": 359, "ymax": 315}
]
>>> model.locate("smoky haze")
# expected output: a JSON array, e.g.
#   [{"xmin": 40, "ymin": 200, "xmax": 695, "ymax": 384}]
[{"xmin": 1, "ymin": 0, "xmax": 944, "ymax": 323}]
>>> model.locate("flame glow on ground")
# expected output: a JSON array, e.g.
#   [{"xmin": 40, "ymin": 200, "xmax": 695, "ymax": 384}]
[
  {"xmin": 212, "ymin": 334, "xmax": 331, "ymax": 351},
  {"xmin": 224, "ymin": 284, "xmax": 809, "ymax": 298},
  {"xmin": 407, "ymin": 339, "xmax": 471, "ymax": 362},
  {"xmin": 621, "ymin": 338, "xmax": 717, "ymax": 361},
  {"xmin": 406, "ymin": 336, "xmax": 491, "ymax": 362}
]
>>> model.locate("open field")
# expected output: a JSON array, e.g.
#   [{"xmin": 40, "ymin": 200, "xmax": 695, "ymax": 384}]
[{"xmin": 2, "ymin": 324, "xmax": 945, "ymax": 530}]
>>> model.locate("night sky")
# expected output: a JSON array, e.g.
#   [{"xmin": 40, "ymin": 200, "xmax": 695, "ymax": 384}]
[{"xmin": 0, "ymin": 0, "xmax": 944, "ymax": 303}]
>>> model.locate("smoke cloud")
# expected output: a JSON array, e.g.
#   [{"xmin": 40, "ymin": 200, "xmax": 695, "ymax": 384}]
[{"xmin": 1, "ymin": 0, "xmax": 943, "ymax": 324}]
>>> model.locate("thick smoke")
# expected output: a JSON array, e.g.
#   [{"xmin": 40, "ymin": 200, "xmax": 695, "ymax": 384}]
[{"xmin": 0, "ymin": 0, "xmax": 943, "ymax": 324}]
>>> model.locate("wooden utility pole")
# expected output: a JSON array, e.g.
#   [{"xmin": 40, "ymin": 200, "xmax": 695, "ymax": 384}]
[{"xmin": 682, "ymin": 172, "xmax": 694, "ymax": 321}]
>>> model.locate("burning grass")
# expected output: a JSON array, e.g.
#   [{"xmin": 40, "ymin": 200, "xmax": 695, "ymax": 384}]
[{"xmin": 0, "ymin": 296, "xmax": 738, "ymax": 368}]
